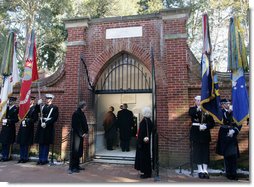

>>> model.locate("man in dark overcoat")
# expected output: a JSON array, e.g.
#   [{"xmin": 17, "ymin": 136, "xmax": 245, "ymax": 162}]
[
  {"xmin": 189, "ymin": 95, "xmax": 215, "ymax": 179},
  {"xmin": 17, "ymin": 96, "xmax": 39, "ymax": 163},
  {"xmin": 216, "ymin": 99, "xmax": 242, "ymax": 180},
  {"xmin": 103, "ymin": 106, "xmax": 117, "ymax": 150},
  {"xmin": 0, "ymin": 96, "xmax": 19, "ymax": 161},
  {"xmin": 35, "ymin": 93, "xmax": 58, "ymax": 165},
  {"xmin": 117, "ymin": 103, "xmax": 134, "ymax": 152},
  {"xmin": 69, "ymin": 101, "xmax": 88, "ymax": 174}
]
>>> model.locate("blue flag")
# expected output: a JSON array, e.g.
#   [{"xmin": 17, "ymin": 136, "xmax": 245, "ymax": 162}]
[
  {"xmin": 200, "ymin": 14, "xmax": 223, "ymax": 124},
  {"xmin": 200, "ymin": 54, "xmax": 223, "ymax": 124},
  {"xmin": 228, "ymin": 17, "xmax": 249, "ymax": 125}
]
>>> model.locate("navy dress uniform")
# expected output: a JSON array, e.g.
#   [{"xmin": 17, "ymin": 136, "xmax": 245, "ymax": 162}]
[
  {"xmin": 216, "ymin": 99, "xmax": 242, "ymax": 180},
  {"xmin": 35, "ymin": 94, "xmax": 59, "ymax": 165},
  {"xmin": 17, "ymin": 96, "xmax": 39, "ymax": 163},
  {"xmin": 189, "ymin": 96, "xmax": 215, "ymax": 179},
  {"xmin": 0, "ymin": 97, "xmax": 19, "ymax": 161}
]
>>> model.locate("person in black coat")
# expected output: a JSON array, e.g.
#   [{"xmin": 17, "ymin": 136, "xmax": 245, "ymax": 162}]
[
  {"xmin": 35, "ymin": 93, "xmax": 59, "ymax": 165},
  {"xmin": 69, "ymin": 101, "xmax": 89, "ymax": 174},
  {"xmin": 0, "ymin": 96, "xmax": 19, "ymax": 161},
  {"xmin": 216, "ymin": 99, "xmax": 242, "ymax": 180},
  {"xmin": 134, "ymin": 106, "xmax": 153, "ymax": 179},
  {"xmin": 17, "ymin": 96, "xmax": 39, "ymax": 163},
  {"xmin": 103, "ymin": 106, "xmax": 117, "ymax": 150},
  {"xmin": 117, "ymin": 103, "xmax": 134, "ymax": 152},
  {"xmin": 189, "ymin": 95, "xmax": 215, "ymax": 179}
]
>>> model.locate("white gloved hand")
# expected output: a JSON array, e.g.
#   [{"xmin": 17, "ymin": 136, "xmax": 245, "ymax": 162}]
[
  {"xmin": 37, "ymin": 99, "xmax": 43, "ymax": 105},
  {"xmin": 2, "ymin": 118, "xmax": 7, "ymax": 125},
  {"xmin": 199, "ymin": 124, "xmax": 207, "ymax": 131},
  {"xmin": 197, "ymin": 106, "xmax": 201, "ymax": 111},
  {"xmin": 41, "ymin": 122, "xmax": 46, "ymax": 128},
  {"xmin": 22, "ymin": 120, "xmax": 26, "ymax": 127},
  {"xmin": 227, "ymin": 129, "xmax": 235, "ymax": 137},
  {"xmin": 229, "ymin": 105, "xmax": 233, "ymax": 111}
]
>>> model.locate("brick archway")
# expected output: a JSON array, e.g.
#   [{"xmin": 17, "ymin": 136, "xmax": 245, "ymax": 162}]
[{"xmin": 90, "ymin": 43, "xmax": 153, "ymax": 88}]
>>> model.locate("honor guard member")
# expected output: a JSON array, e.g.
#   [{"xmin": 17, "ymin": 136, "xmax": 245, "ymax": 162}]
[
  {"xmin": 189, "ymin": 95, "xmax": 215, "ymax": 179},
  {"xmin": 216, "ymin": 99, "xmax": 242, "ymax": 180},
  {"xmin": 0, "ymin": 96, "xmax": 19, "ymax": 161},
  {"xmin": 35, "ymin": 94, "xmax": 59, "ymax": 165},
  {"xmin": 17, "ymin": 96, "xmax": 39, "ymax": 163}
]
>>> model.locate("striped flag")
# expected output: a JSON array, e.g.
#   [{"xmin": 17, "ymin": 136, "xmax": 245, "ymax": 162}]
[
  {"xmin": 228, "ymin": 17, "xmax": 249, "ymax": 125},
  {"xmin": 200, "ymin": 14, "xmax": 223, "ymax": 124},
  {"xmin": 18, "ymin": 29, "xmax": 39, "ymax": 120},
  {"xmin": 0, "ymin": 31, "xmax": 20, "ymax": 121}
]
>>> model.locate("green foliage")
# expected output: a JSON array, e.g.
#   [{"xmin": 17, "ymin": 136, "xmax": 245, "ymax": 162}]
[
  {"xmin": 137, "ymin": 0, "xmax": 163, "ymax": 14},
  {"xmin": 0, "ymin": 0, "xmax": 249, "ymax": 73}
]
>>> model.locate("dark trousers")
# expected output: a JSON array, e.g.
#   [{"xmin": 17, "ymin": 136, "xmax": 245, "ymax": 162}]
[
  {"xmin": 1, "ymin": 144, "xmax": 11, "ymax": 159},
  {"xmin": 20, "ymin": 145, "xmax": 29, "ymax": 160},
  {"xmin": 69, "ymin": 152, "xmax": 80, "ymax": 170},
  {"xmin": 106, "ymin": 138, "xmax": 114, "ymax": 150},
  {"xmin": 39, "ymin": 144, "xmax": 49, "ymax": 162},
  {"xmin": 192, "ymin": 142, "xmax": 209, "ymax": 164},
  {"xmin": 225, "ymin": 154, "xmax": 237, "ymax": 177},
  {"xmin": 120, "ymin": 140, "xmax": 130, "ymax": 151}
]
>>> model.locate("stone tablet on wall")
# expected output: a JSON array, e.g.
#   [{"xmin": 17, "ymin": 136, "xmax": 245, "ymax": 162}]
[{"xmin": 106, "ymin": 26, "xmax": 142, "ymax": 39}]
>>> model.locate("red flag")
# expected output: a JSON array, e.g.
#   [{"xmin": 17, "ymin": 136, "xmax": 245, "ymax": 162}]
[{"xmin": 18, "ymin": 29, "xmax": 38, "ymax": 120}]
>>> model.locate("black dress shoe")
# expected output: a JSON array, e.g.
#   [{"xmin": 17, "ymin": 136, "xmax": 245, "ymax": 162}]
[
  {"xmin": 17, "ymin": 159, "xmax": 23, "ymax": 163},
  {"xmin": 204, "ymin": 172, "xmax": 209, "ymax": 179},
  {"xmin": 72, "ymin": 168, "xmax": 80, "ymax": 173},
  {"xmin": 78, "ymin": 166, "xmax": 85, "ymax": 170},
  {"xmin": 198, "ymin": 172, "xmax": 205, "ymax": 179},
  {"xmin": 140, "ymin": 174, "xmax": 151, "ymax": 179},
  {"xmin": 36, "ymin": 161, "xmax": 42, "ymax": 165},
  {"xmin": 2, "ymin": 158, "xmax": 9, "ymax": 162}
]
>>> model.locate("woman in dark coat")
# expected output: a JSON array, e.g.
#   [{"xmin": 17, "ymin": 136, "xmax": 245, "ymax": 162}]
[
  {"xmin": 103, "ymin": 106, "xmax": 117, "ymax": 150},
  {"xmin": 134, "ymin": 107, "xmax": 153, "ymax": 179},
  {"xmin": 69, "ymin": 101, "xmax": 89, "ymax": 174},
  {"xmin": 17, "ymin": 96, "xmax": 39, "ymax": 163}
]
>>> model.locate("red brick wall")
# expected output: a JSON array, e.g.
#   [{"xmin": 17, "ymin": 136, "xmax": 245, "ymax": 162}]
[{"xmin": 6, "ymin": 9, "xmax": 248, "ymax": 167}]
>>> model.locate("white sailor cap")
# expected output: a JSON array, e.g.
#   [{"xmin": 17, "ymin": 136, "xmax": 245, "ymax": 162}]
[
  {"xmin": 195, "ymin": 95, "xmax": 201, "ymax": 101},
  {"xmin": 45, "ymin": 94, "xmax": 54, "ymax": 99}
]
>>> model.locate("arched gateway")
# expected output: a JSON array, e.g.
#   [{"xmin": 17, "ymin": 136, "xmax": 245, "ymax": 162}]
[{"xmin": 20, "ymin": 8, "xmax": 248, "ymax": 168}]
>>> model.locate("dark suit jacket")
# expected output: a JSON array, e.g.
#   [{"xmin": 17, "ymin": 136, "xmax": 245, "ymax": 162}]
[
  {"xmin": 117, "ymin": 109, "xmax": 134, "ymax": 141},
  {"xmin": 35, "ymin": 104, "xmax": 58, "ymax": 144},
  {"xmin": 0, "ymin": 105, "xmax": 19, "ymax": 144},
  {"xmin": 17, "ymin": 104, "xmax": 39, "ymax": 145}
]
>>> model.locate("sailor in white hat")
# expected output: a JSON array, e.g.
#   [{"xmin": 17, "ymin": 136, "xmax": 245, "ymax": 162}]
[{"xmin": 188, "ymin": 95, "xmax": 215, "ymax": 179}]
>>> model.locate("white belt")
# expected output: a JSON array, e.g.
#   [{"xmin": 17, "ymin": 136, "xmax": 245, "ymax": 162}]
[
  {"xmin": 192, "ymin": 123, "xmax": 201, "ymax": 126},
  {"xmin": 192, "ymin": 123, "xmax": 207, "ymax": 126}
]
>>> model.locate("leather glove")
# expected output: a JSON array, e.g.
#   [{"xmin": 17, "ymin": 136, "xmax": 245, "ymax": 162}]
[
  {"xmin": 199, "ymin": 124, "xmax": 207, "ymax": 131},
  {"xmin": 22, "ymin": 120, "xmax": 26, "ymax": 127},
  {"xmin": 41, "ymin": 122, "xmax": 46, "ymax": 128},
  {"xmin": 227, "ymin": 129, "xmax": 235, "ymax": 137},
  {"xmin": 37, "ymin": 99, "xmax": 43, "ymax": 105}
]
